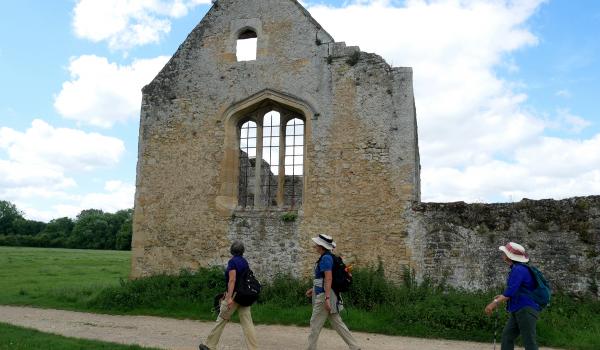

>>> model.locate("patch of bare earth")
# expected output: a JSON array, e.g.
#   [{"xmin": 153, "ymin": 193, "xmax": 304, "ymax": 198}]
[{"xmin": 0, "ymin": 306, "xmax": 561, "ymax": 350}]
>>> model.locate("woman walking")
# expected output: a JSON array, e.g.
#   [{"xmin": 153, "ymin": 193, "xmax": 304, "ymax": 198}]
[
  {"xmin": 306, "ymin": 234, "xmax": 360, "ymax": 350},
  {"xmin": 485, "ymin": 242, "xmax": 541, "ymax": 350},
  {"xmin": 199, "ymin": 241, "xmax": 258, "ymax": 350}
]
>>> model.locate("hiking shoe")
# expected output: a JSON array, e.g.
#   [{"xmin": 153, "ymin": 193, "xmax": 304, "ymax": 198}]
[{"xmin": 198, "ymin": 344, "xmax": 210, "ymax": 350}]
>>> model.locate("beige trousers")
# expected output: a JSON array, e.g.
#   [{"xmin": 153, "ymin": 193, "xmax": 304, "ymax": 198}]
[
  {"xmin": 205, "ymin": 299, "xmax": 258, "ymax": 350},
  {"xmin": 307, "ymin": 293, "xmax": 360, "ymax": 350}
]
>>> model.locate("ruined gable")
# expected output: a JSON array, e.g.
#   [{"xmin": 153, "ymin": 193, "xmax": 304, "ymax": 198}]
[{"xmin": 132, "ymin": 0, "xmax": 420, "ymax": 281}]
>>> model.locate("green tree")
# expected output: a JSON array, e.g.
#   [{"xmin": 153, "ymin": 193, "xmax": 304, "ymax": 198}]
[
  {"xmin": 76, "ymin": 209, "xmax": 105, "ymax": 220},
  {"xmin": 112, "ymin": 209, "xmax": 133, "ymax": 250},
  {"xmin": 0, "ymin": 200, "xmax": 24, "ymax": 235},
  {"xmin": 41, "ymin": 217, "xmax": 74, "ymax": 247},
  {"xmin": 12, "ymin": 218, "xmax": 46, "ymax": 236},
  {"xmin": 115, "ymin": 216, "xmax": 133, "ymax": 250},
  {"xmin": 70, "ymin": 210, "xmax": 111, "ymax": 249}
]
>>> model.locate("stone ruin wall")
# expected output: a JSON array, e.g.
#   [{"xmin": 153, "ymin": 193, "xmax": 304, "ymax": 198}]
[
  {"xmin": 132, "ymin": 0, "xmax": 599, "ymax": 297},
  {"xmin": 132, "ymin": 0, "xmax": 420, "ymax": 282},
  {"xmin": 406, "ymin": 196, "xmax": 600, "ymax": 297}
]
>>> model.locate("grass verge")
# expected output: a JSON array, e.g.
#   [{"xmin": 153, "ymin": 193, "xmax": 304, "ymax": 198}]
[
  {"xmin": 0, "ymin": 246, "xmax": 128, "ymax": 310},
  {"xmin": 1, "ymin": 247, "xmax": 599, "ymax": 350},
  {"xmin": 0, "ymin": 322, "xmax": 159, "ymax": 350}
]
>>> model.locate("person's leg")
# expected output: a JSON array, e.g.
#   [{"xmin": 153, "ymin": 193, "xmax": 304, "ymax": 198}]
[
  {"xmin": 238, "ymin": 305, "xmax": 258, "ymax": 350},
  {"xmin": 501, "ymin": 312, "xmax": 520, "ymax": 350},
  {"xmin": 204, "ymin": 300, "xmax": 238, "ymax": 350},
  {"xmin": 328, "ymin": 313, "xmax": 360, "ymax": 350},
  {"xmin": 307, "ymin": 294, "xmax": 328, "ymax": 350},
  {"xmin": 515, "ymin": 307, "xmax": 539, "ymax": 350}
]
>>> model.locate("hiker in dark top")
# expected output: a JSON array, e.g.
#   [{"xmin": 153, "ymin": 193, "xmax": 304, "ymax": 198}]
[
  {"xmin": 199, "ymin": 241, "xmax": 257, "ymax": 350},
  {"xmin": 485, "ymin": 242, "xmax": 541, "ymax": 350},
  {"xmin": 305, "ymin": 234, "xmax": 360, "ymax": 350}
]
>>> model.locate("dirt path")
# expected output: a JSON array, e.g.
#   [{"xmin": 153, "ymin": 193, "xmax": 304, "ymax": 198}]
[{"xmin": 0, "ymin": 306, "xmax": 560, "ymax": 350}]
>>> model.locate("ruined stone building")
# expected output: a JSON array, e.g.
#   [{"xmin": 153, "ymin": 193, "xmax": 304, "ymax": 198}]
[
  {"xmin": 132, "ymin": 0, "xmax": 420, "ymax": 281},
  {"xmin": 132, "ymin": 0, "xmax": 599, "ymax": 295}
]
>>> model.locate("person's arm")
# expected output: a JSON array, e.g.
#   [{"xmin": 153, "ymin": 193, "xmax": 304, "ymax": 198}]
[
  {"xmin": 226, "ymin": 269, "xmax": 236, "ymax": 309},
  {"xmin": 485, "ymin": 294, "xmax": 510, "ymax": 315},
  {"xmin": 323, "ymin": 270, "xmax": 333, "ymax": 313},
  {"xmin": 485, "ymin": 267, "xmax": 524, "ymax": 315}
]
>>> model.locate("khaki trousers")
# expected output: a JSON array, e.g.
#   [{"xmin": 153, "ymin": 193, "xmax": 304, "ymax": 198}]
[
  {"xmin": 307, "ymin": 293, "xmax": 360, "ymax": 350},
  {"xmin": 205, "ymin": 299, "xmax": 258, "ymax": 350}
]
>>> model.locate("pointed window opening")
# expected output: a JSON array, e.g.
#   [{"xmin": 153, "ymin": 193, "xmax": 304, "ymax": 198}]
[{"xmin": 236, "ymin": 29, "xmax": 257, "ymax": 62}]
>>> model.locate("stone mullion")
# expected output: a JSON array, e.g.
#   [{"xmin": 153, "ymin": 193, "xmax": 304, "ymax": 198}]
[
  {"xmin": 254, "ymin": 116, "xmax": 264, "ymax": 208},
  {"xmin": 276, "ymin": 117, "xmax": 286, "ymax": 207}
]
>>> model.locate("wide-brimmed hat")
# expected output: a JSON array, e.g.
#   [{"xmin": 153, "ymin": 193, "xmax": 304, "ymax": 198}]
[
  {"xmin": 311, "ymin": 234, "xmax": 336, "ymax": 251},
  {"xmin": 499, "ymin": 242, "xmax": 529, "ymax": 263}
]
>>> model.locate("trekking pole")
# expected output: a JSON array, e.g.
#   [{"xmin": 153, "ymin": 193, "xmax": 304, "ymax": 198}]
[{"xmin": 493, "ymin": 308, "xmax": 498, "ymax": 350}]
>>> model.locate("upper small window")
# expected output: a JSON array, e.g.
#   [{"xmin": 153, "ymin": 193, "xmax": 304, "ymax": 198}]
[{"xmin": 236, "ymin": 29, "xmax": 257, "ymax": 62}]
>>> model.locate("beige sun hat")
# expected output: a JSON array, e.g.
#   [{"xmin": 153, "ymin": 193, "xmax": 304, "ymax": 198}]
[
  {"xmin": 311, "ymin": 234, "xmax": 336, "ymax": 251},
  {"xmin": 499, "ymin": 242, "xmax": 529, "ymax": 263}
]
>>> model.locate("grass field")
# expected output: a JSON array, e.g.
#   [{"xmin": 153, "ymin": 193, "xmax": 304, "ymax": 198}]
[
  {"xmin": 1, "ymin": 246, "xmax": 599, "ymax": 350},
  {"xmin": 0, "ymin": 322, "xmax": 159, "ymax": 350},
  {"xmin": 0, "ymin": 246, "xmax": 129, "ymax": 309}
]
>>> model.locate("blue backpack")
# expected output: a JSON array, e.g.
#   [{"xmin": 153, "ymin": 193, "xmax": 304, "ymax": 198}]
[{"xmin": 519, "ymin": 264, "xmax": 551, "ymax": 308}]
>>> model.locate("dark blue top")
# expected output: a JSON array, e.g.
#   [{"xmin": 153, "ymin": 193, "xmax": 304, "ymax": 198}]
[
  {"xmin": 226, "ymin": 256, "xmax": 249, "ymax": 285},
  {"xmin": 314, "ymin": 253, "xmax": 333, "ymax": 294},
  {"xmin": 503, "ymin": 263, "xmax": 541, "ymax": 313}
]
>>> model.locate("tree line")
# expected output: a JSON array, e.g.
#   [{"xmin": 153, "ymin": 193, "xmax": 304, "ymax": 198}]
[{"xmin": 0, "ymin": 200, "xmax": 132, "ymax": 250}]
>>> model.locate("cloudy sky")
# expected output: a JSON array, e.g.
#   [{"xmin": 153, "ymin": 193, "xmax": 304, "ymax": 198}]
[{"xmin": 1, "ymin": 0, "xmax": 599, "ymax": 221}]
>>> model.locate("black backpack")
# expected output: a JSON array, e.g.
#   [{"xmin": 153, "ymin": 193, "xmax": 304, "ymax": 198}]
[
  {"xmin": 318, "ymin": 253, "xmax": 352, "ymax": 294},
  {"xmin": 234, "ymin": 268, "xmax": 261, "ymax": 306}
]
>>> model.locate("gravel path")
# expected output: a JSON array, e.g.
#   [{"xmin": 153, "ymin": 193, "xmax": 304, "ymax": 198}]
[{"xmin": 0, "ymin": 306, "xmax": 561, "ymax": 350}]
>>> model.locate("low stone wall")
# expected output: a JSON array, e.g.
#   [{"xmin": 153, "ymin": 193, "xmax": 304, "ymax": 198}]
[{"xmin": 407, "ymin": 196, "xmax": 600, "ymax": 297}]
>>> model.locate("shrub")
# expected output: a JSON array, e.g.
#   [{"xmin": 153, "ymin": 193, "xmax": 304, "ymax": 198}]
[{"xmin": 88, "ymin": 268, "xmax": 225, "ymax": 312}]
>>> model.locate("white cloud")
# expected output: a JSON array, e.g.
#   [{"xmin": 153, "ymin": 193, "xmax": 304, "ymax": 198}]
[
  {"xmin": 0, "ymin": 120, "xmax": 127, "ymax": 220},
  {"xmin": 73, "ymin": 0, "xmax": 211, "ymax": 50},
  {"xmin": 424, "ymin": 135, "xmax": 600, "ymax": 202},
  {"xmin": 15, "ymin": 181, "xmax": 135, "ymax": 222},
  {"xmin": 555, "ymin": 108, "xmax": 591, "ymax": 134},
  {"xmin": 307, "ymin": 0, "xmax": 600, "ymax": 201},
  {"xmin": 54, "ymin": 55, "xmax": 170, "ymax": 128},
  {"xmin": 79, "ymin": 180, "xmax": 136, "ymax": 213},
  {"xmin": 0, "ymin": 119, "xmax": 124, "ymax": 171}
]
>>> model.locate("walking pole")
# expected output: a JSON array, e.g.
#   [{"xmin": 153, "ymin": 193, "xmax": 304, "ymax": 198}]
[{"xmin": 493, "ymin": 308, "xmax": 498, "ymax": 350}]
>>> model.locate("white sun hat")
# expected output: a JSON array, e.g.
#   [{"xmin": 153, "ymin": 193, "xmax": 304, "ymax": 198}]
[
  {"xmin": 499, "ymin": 242, "xmax": 529, "ymax": 263},
  {"xmin": 311, "ymin": 234, "xmax": 336, "ymax": 251}
]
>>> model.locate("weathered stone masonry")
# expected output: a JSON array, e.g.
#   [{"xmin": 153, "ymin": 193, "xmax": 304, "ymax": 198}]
[
  {"xmin": 408, "ymin": 196, "xmax": 600, "ymax": 297},
  {"xmin": 132, "ymin": 0, "xmax": 419, "ymax": 282},
  {"xmin": 132, "ymin": 0, "xmax": 599, "ymax": 296}
]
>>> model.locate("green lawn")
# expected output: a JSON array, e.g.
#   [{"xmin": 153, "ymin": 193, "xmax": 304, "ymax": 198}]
[
  {"xmin": 0, "ymin": 246, "xmax": 129, "ymax": 309},
  {"xmin": 0, "ymin": 322, "xmax": 159, "ymax": 350}
]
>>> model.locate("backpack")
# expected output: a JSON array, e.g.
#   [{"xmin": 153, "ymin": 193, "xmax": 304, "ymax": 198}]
[
  {"xmin": 234, "ymin": 268, "xmax": 261, "ymax": 306},
  {"xmin": 519, "ymin": 264, "xmax": 551, "ymax": 308},
  {"xmin": 318, "ymin": 253, "xmax": 352, "ymax": 294}
]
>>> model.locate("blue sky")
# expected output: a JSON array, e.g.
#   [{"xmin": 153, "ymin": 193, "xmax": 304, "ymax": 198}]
[{"xmin": 1, "ymin": 0, "xmax": 599, "ymax": 221}]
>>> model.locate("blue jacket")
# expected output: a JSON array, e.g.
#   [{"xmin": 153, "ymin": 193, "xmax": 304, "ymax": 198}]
[{"xmin": 503, "ymin": 263, "xmax": 541, "ymax": 312}]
